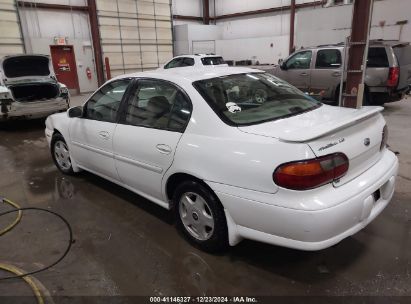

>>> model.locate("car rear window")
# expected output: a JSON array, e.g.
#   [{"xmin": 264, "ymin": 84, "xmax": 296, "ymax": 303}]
[
  {"xmin": 193, "ymin": 73, "xmax": 321, "ymax": 126},
  {"xmin": 367, "ymin": 48, "xmax": 389, "ymax": 67},
  {"xmin": 201, "ymin": 57, "xmax": 225, "ymax": 66}
]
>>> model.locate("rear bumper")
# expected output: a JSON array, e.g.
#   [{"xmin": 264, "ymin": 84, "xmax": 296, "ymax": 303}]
[
  {"xmin": 210, "ymin": 149, "xmax": 399, "ymax": 250},
  {"xmin": 370, "ymin": 86, "xmax": 410, "ymax": 103},
  {"xmin": 0, "ymin": 97, "xmax": 69, "ymax": 121}
]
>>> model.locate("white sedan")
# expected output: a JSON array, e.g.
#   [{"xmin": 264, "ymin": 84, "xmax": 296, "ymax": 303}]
[{"xmin": 45, "ymin": 67, "xmax": 398, "ymax": 252}]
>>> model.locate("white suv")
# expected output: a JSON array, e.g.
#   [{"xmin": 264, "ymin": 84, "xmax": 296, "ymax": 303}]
[{"xmin": 161, "ymin": 54, "xmax": 228, "ymax": 70}]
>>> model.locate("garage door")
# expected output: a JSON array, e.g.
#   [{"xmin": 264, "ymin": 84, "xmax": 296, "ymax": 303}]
[
  {"xmin": 0, "ymin": 0, "xmax": 24, "ymax": 57},
  {"xmin": 96, "ymin": 0, "xmax": 173, "ymax": 77}
]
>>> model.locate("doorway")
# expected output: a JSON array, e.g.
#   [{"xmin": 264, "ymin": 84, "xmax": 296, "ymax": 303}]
[{"xmin": 50, "ymin": 45, "xmax": 80, "ymax": 94}]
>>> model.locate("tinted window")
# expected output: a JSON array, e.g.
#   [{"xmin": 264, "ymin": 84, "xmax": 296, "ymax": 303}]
[
  {"xmin": 367, "ymin": 48, "xmax": 389, "ymax": 67},
  {"xmin": 193, "ymin": 73, "xmax": 321, "ymax": 126},
  {"xmin": 201, "ymin": 57, "xmax": 225, "ymax": 65},
  {"xmin": 164, "ymin": 58, "xmax": 181, "ymax": 69},
  {"xmin": 286, "ymin": 51, "xmax": 312, "ymax": 69},
  {"xmin": 84, "ymin": 79, "xmax": 130, "ymax": 122},
  {"xmin": 125, "ymin": 79, "xmax": 191, "ymax": 131},
  {"xmin": 181, "ymin": 57, "xmax": 194, "ymax": 67},
  {"xmin": 315, "ymin": 49, "xmax": 342, "ymax": 68},
  {"xmin": 164, "ymin": 57, "xmax": 194, "ymax": 69}
]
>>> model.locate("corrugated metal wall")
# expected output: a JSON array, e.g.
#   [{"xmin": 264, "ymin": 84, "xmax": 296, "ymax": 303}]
[
  {"xmin": 0, "ymin": 0, "xmax": 24, "ymax": 57},
  {"xmin": 96, "ymin": 0, "xmax": 173, "ymax": 77}
]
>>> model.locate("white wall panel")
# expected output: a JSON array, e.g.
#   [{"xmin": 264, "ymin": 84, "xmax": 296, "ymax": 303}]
[
  {"xmin": 0, "ymin": 0, "xmax": 24, "ymax": 57},
  {"xmin": 97, "ymin": 0, "xmax": 173, "ymax": 75}
]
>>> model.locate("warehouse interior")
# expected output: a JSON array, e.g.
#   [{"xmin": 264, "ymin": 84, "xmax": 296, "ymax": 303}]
[{"xmin": 0, "ymin": 0, "xmax": 410, "ymax": 303}]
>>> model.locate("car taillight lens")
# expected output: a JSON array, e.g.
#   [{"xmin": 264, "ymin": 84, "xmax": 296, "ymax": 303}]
[
  {"xmin": 387, "ymin": 67, "xmax": 400, "ymax": 87},
  {"xmin": 381, "ymin": 125, "xmax": 388, "ymax": 150},
  {"xmin": 273, "ymin": 153, "xmax": 349, "ymax": 190}
]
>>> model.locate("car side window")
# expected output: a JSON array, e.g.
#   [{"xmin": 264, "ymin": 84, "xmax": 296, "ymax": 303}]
[
  {"xmin": 124, "ymin": 79, "xmax": 191, "ymax": 132},
  {"xmin": 285, "ymin": 51, "xmax": 312, "ymax": 69},
  {"xmin": 84, "ymin": 79, "xmax": 131, "ymax": 122},
  {"xmin": 164, "ymin": 58, "xmax": 181, "ymax": 69},
  {"xmin": 164, "ymin": 57, "xmax": 194, "ymax": 69},
  {"xmin": 315, "ymin": 49, "xmax": 342, "ymax": 69},
  {"xmin": 181, "ymin": 57, "xmax": 194, "ymax": 67}
]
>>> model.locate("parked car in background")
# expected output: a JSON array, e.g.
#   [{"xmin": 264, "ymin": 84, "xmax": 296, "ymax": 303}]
[
  {"xmin": 160, "ymin": 54, "xmax": 228, "ymax": 70},
  {"xmin": 46, "ymin": 67, "xmax": 397, "ymax": 252},
  {"xmin": 273, "ymin": 40, "xmax": 411, "ymax": 105},
  {"xmin": 0, "ymin": 54, "xmax": 70, "ymax": 121}
]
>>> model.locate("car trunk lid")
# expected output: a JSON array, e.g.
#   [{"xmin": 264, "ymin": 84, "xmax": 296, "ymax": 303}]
[
  {"xmin": 1, "ymin": 55, "xmax": 55, "ymax": 85},
  {"xmin": 238, "ymin": 105, "xmax": 386, "ymax": 187}
]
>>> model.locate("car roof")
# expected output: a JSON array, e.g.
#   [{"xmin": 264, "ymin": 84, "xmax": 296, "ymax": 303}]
[
  {"xmin": 112, "ymin": 66, "xmax": 263, "ymax": 83},
  {"xmin": 170, "ymin": 54, "xmax": 223, "ymax": 59},
  {"xmin": 299, "ymin": 39, "xmax": 410, "ymax": 51}
]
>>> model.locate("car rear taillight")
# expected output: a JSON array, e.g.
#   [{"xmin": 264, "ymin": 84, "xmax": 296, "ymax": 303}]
[
  {"xmin": 273, "ymin": 153, "xmax": 349, "ymax": 190},
  {"xmin": 387, "ymin": 67, "xmax": 400, "ymax": 87},
  {"xmin": 381, "ymin": 125, "xmax": 388, "ymax": 150}
]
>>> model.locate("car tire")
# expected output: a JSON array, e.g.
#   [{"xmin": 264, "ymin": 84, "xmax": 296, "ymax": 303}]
[
  {"xmin": 51, "ymin": 133, "xmax": 75, "ymax": 175},
  {"xmin": 173, "ymin": 180, "xmax": 228, "ymax": 253}
]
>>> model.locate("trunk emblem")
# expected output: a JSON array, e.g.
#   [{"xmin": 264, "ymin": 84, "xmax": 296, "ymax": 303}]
[{"xmin": 364, "ymin": 138, "xmax": 371, "ymax": 146}]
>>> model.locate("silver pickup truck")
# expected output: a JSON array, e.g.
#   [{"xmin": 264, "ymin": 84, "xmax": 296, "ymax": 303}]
[
  {"xmin": 0, "ymin": 54, "xmax": 70, "ymax": 121},
  {"xmin": 272, "ymin": 40, "xmax": 411, "ymax": 105}
]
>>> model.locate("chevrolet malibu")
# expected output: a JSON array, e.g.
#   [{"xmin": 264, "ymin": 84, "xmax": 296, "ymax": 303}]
[{"xmin": 45, "ymin": 67, "xmax": 398, "ymax": 252}]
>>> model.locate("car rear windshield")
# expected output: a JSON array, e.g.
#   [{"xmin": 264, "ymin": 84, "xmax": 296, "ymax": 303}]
[
  {"xmin": 201, "ymin": 57, "xmax": 225, "ymax": 66},
  {"xmin": 367, "ymin": 47, "xmax": 389, "ymax": 67},
  {"xmin": 193, "ymin": 73, "xmax": 321, "ymax": 126}
]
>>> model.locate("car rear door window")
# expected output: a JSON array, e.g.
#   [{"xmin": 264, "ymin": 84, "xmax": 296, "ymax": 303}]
[
  {"xmin": 181, "ymin": 57, "xmax": 194, "ymax": 67},
  {"xmin": 84, "ymin": 79, "xmax": 131, "ymax": 122},
  {"xmin": 124, "ymin": 79, "xmax": 191, "ymax": 132},
  {"xmin": 285, "ymin": 51, "xmax": 312, "ymax": 69},
  {"xmin": 367, "ymin": 48, "xmax": 389, "ymax": 67},
  {"xmin": 315, "ymin": 49, "xmax": 342, "ymax": 68},
  {"xmin": 201, "ymin": 57, "xmax": 225, "ymax": 65}
]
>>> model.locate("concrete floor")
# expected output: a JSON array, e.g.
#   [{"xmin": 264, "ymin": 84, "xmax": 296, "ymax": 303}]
[{"xmin": 0, "ymin": 96, "xmax": 410, "ymax": 298}]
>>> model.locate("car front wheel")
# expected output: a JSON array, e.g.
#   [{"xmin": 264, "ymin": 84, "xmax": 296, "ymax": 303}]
[
  {"xmin": 51, "ymin": 133, "xmax": 75, "ymax": 175},
  {"xmin": 173, "ymin": 180, "xmax": 228, "ymax": 252}
]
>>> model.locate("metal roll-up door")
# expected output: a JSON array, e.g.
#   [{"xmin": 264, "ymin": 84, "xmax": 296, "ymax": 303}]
[
  {"xmin": 0, "ymin": 0, "xmax": 24, "ymax": 57},
  {"xmin": 96, "ymin": 0, "xmax": 173, "ymax": 77}
]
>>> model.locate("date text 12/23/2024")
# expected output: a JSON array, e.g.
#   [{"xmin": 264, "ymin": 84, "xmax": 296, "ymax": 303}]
[{"xmin": 150, "ymin": 297, "xmax": 258, "ymax": 303}]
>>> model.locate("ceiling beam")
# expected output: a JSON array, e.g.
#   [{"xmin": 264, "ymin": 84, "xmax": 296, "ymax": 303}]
[{"xmin": 17, "ymin": 1, "xmax": 88, "ymax": 12}]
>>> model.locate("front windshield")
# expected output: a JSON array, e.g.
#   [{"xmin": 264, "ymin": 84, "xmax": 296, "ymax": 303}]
[{"xmin": 193, "ymin": 73, "xmax": 321, "ymax": 126}]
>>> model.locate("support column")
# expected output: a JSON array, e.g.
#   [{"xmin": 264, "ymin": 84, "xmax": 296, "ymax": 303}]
[
  {"xmin": 203, "ymin": 0, "xmax": 210, "ymax": 25},
  {"xmin": 342, "ymin": 0, "xmax": 374, "ymax": 108},
  {"xmin": 289, "ymin": 0, "xmax": 296, "ymax": 54},
  {"xmin": 87, "ymin": 0, "xmax": 104, "ymax": 86}
]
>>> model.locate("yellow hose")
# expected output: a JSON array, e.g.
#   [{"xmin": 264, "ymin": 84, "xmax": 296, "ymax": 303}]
[
  {"xmin": 0, "ymin": 198, "xmax": 22, "ymax": 236},
  {"xmin": 0, "ymin": 197, "xmax": 44, "ymax": 304},
  {"xmin": 0, "ymin": 263, "xmax": 44, "ymax": 304}
]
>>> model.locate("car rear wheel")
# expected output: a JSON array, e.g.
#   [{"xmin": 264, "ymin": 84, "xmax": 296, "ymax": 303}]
[
  {"xmin": 51, "ymin": 133, "xmax": 75, "ymax": 175},
  {"xmin": 173, "ymin": 180, "xmax": 228, "ymax": 252}
]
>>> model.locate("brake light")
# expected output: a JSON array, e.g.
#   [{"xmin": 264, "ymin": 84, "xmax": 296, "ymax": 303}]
[
  {"xmin": 273, "ymin": 153, "xmax": 349, "ymax": 190},
  {"xmin": 381, "ymin": 125, "xmax": 388, "ymax": 150},
  {"xmin": 387, "ymin": 67, "xmax": 400, "ymax": 87}
]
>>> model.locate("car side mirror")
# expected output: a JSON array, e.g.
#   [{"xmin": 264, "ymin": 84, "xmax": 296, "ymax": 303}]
[
  {"xmin": 280, "ymin": 61, "xmax": 288, "ymax": 70},
  {"xmin": 68, "ymin": 106, "xmax": 83, "ymax": 118},
  {"xmin": 278, "ymin": 58, "xmax": 283, "ymax": 65}
]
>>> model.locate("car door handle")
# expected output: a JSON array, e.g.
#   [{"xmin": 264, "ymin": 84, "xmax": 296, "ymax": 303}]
[
  {"xmin": 156, "ymin": 144, "xmax": 172, "ymax": 155},
  {"xmin": 332, "ymin": 72, "xmax": 342, "ymax": 77},
  {"xmin": 300, "ymin": 72, "xmax": 309, "ymax": 76},
  {"xmin": 98, "ymin": 131, "xmax": 110, "ymax": 140}
]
